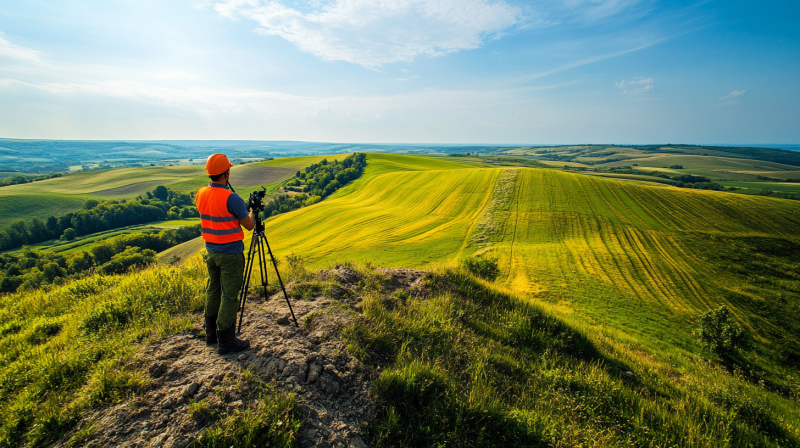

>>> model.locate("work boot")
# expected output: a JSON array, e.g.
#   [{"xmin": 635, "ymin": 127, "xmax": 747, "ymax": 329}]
[
  {"xmin": 217, "ymin": 325, "xmax": 250, "ymax": 355},
  {"xmin": 204, "ymin": 315, "xmax": 218, "ymax": 345}
]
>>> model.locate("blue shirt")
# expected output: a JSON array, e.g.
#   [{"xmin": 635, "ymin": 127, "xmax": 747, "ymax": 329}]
[{"xmin": 204, "ymin": 182, "xmax": 249, "ymax": 254}]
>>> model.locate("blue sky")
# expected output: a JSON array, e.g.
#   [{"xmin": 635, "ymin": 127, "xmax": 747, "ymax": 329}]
[{"xmin": 0, "ymin": 0, "xmax": 797, "ymax": 143}]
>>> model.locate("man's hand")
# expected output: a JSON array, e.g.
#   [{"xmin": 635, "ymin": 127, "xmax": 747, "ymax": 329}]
[{"xmin": 239, "ymin": 209, "xmax": 256, "ymax": 231}]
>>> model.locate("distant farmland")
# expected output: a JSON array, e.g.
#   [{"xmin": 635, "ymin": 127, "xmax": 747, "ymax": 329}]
[{"xmin": 0, "ymin": 157, "xmax": 336, "ymax": 228}]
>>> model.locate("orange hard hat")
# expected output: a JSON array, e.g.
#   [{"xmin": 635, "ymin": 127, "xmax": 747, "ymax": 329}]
[{"xmin": 206, "ymin": 153, "xmax": 233, "ymax": 176}]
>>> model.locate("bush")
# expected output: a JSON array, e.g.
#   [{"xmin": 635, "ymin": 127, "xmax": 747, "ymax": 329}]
[
  {"xmin": 462, "ymin": 256, "xmax": 500, "ymax": 281},
  {"xmin": 61, "ymin": 228, "xmax": 76, "ymax": 241},
  {"xmin": 694, "ymin": 305, "xmax": 753, "ymax": 355}
]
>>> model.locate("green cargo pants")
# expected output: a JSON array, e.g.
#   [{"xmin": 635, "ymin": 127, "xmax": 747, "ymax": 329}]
[{"xmin": 204, "ymin": 250, "xmax": 245, "ymax": 331}]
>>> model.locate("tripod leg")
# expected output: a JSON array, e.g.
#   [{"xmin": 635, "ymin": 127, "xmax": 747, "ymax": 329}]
[
  {"xmin": 262, "ymin": 233, "xmax": 299, "ymax": 327},
  {"xmin": 237, "ymin": 235, "xmax": 258, "ymax": 334}
]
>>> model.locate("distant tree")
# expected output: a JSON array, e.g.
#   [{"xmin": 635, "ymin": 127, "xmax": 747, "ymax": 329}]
[
  {"xmin": 669, "ymin": 164, "xmax": 684, "ymax": 169},
  {"xmin": 84, "ymin": 199, "xmax": 100, "ymax": 209},
  {"xmin": 61, "ymin": 228, "xmax": 77, "ymax": 241},
  {"xmin": 28, "ymin": 217, "xmax": 49, "ymax": 242},
  {"xmin": 153, "ymin": 185, "xmax": 170, "ymax": 201},
  {"xmin": 8, "ymin": 220, "xmax": 29, "ymax": 247},
  {"xmin": 694, "ymin": 306, "xmax": 753, "ymax": 355}
]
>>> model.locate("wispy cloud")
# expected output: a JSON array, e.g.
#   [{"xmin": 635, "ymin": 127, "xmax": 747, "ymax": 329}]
[
  {"xmin": 515, "ymin": 38, "xmax": 667, "ymax": 82},
  {"xmin": 210, "ymin": 0, "xmax": 521, "ymax": 68},
  {"xmin": 615, "ymin": 77, "xmax": 654, "ymax": 94},
  {"xmin": 719, "ymin": 89, "xmax": 745, "ymax": 100},
  {"xmin": 0, "ymin": 35, "xmax": 45, "ymax": 64}
]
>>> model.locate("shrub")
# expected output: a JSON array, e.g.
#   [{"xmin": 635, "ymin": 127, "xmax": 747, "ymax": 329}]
[
  {"xmin": 694, "ymin": 305, "xmax": 753, "ymax": 355},
  {"xmin": 461, "ymin": 256, "xmax": 500, "ymax": 281}
]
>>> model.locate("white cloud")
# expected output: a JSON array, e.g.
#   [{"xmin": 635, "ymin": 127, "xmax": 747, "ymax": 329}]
[
  {"xmin": 0, "ymin": 35, "xmax": 44, "ymax": 64},
  {"xmin": 211, "ymin": 0, "xmax": 520, "ymax": 68},
  {"xmin": 615, "ymin": 77, "xmax": 654, "ymax": 94},
  {"xmin": 719, "ymin": 90, "xmax": 745, "ymax": 100}
]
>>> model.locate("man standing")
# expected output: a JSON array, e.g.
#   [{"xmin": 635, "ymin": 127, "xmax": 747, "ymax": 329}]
[{"xmin": 196, "ymin": 154, "xmax": 255, "ymax": 354}]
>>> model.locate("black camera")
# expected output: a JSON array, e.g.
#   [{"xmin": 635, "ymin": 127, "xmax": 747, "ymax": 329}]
[{"xmin": 247, "ymin": 187, "xmax": 266, "ymax": 212}]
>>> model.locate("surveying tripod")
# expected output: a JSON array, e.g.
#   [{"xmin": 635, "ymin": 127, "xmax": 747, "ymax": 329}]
[{"xmin": 237, "ymin": 215, "xmax": 299, "ymax": 333}]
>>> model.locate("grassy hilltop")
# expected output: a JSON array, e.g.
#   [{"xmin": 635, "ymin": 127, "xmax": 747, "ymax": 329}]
[{"xmin": 2, "ymin": 152, "xmax": 800, "ymax": 446}]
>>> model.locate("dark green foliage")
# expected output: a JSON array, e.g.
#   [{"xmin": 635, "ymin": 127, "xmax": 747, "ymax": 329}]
[
  {"xmin": 97, "ymin": 247, "xmax": 157, "ymax": 275},
  {"xmin": 0, "ymin": 172, "xmax": 63, "ymax": 188},
  {"xmin": 0, "ymin": 225, "xmax": 201, "ymax": 293},
  {"xmin": 261, "ymin": 152, "xmax": 366, "ymax": 219},
  {"xmin": 669, "ymin": 164, "xmax": 684, "ymax": 169},
  {"xmin": 0, "ymin": 185, "xmax": 198, "ymax": 251},
  {"xmin": 694, "ymin": 306, "xmax": 754, "ymax": 355},
  {"xmin": 61, "ymin": 228, "xmax": 76, "ymax": 241},
  {"xmin": 462, "ymin": 256, "xmax": 500, "ymax": 281}
]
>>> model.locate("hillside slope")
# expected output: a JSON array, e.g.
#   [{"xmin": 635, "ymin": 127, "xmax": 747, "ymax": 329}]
[{"xmin": 245, "ymin": 154, "xmax": 800, "ymax": 357}]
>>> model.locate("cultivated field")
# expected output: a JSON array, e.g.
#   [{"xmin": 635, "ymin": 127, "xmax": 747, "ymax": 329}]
[{"xmin": 240, "ymin": 154, "xmax": 800, "ymax": 361}]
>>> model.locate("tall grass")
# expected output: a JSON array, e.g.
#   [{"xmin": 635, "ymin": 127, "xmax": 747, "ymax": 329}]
[
  {"xmin": 0, "ymin": 258, "xmax": 210, "ymax": 446},
  {"xmin": 343, "ymin": 267, "xmax": 800, "ymax": 447}
]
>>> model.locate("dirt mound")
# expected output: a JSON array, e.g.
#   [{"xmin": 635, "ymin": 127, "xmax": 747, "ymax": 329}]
[
  {"xmin": 56, "ymin": 266, "xmax": 424, "ymax": 448},
  {"xmin": 57, "ymin": 266, "xmax": 427, "ymax": 448}
]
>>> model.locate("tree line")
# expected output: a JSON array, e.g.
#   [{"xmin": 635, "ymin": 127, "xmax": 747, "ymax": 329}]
[
  {"xmin": 0, "ymin": 172, "xmax": 63, "ymax": 187},
  {"xmin": 0, "ymin": 225, "xmax": 200, "ymax": 293},
  {"xmin": 0, "ymin": 185, "xmax": 199, "ymax": 251},
  {"xmin": 262, "ymin": 152, "xmax": 366, "ymax": 218}
]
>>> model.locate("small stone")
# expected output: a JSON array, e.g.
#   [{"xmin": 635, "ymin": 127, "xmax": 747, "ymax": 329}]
[
  {"xmin": 183, "ymin": 382, "xmax": 200, "ymax": 397},
  {"xmin": 623, "ymin": 371, "xmax": 635, "ymax": 377},
  {"xmin": 209, "ymin": 379, "xmax": 220, "ymax": 387},
  {"xmin": 277, "ymin": 315, "xmax": 290, "ymax": 325},
  {"xmin": 238, "ymin": 354, "xmax": 248, "ymax": 361},
  {"xmin": 307, "ymin": 363, "xmax": 322, "ymax": 383},
  {"xmin": 227, "ymin": 400, "xmax": 243, "ymax": 409},
  {"xmin": 161, "ymin": 397, "xmax": 175, "ymax": 409}
]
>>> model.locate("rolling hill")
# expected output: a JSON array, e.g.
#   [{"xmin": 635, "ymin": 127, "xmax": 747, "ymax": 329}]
[{"xmin": 164, "ymin": 154, "xmax": 800, "ymax": 359}]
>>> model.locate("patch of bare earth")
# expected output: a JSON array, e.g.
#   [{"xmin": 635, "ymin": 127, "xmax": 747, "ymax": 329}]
[{"xmin": 57, "ymin": 266, "xmax": 427, "ymax": 448}]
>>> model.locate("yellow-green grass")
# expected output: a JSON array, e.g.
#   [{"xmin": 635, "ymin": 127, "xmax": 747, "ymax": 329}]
[{"xmin": 238, "ymin": 155, "xmax": 799, "ymax": 366}]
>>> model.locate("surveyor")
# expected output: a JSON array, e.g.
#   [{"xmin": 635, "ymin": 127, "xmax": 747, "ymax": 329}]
[{"xmin": 196, "ymin": 153, "xmax": 255, "ymax": 354}]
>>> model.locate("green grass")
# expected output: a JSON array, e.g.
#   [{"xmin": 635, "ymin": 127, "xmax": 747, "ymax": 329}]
[{"xmin": 343, "ymin": 268, "xmax": 800, "ymax": 447}]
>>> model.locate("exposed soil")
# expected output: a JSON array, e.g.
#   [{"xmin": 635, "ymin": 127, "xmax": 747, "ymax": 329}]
[
  {"xmin": 230, "ymin": 165, "xmax": 296, "ymax": 188},
  {"xmin": 56, "ymin": 266, "xmax": 427, "ymax": 448}
]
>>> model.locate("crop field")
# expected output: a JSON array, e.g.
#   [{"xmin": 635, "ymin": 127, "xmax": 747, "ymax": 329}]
[{"xmin": 215, "ymin": 154, "xmax": 799, "ymax": 364}]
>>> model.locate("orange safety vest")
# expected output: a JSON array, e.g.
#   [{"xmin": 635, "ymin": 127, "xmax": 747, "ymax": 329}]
[{"xmin": 195, "ymin": 185, "xmax": 245, "ymax": 244}]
